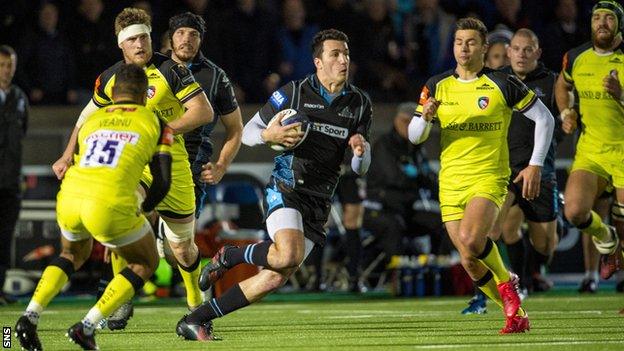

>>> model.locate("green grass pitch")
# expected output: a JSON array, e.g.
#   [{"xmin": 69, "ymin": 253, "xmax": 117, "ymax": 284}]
[{"xmin": 1, "ymin": 293, "xmax": 622, "ymax": 350}]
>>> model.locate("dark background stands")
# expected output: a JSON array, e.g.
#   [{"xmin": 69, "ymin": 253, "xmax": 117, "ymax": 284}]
[
  {"xmin": 3, "ymin": 0, "xmax": 604, "ymax": 105},
  {"xmin": 16, "ymin": 1, "xmax": 77, "ymax": 105}
]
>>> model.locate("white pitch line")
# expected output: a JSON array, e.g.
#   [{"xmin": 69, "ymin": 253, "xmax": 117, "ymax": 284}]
[
  {"xmin": 412, "ymin": 340, "xmax": 624, "ymax": 349},
  {"xmin": 326, "ymin": 313, "xmax": 472, "ymax": 319},
  {"xmin": 297, "ymin": 309, "xmax": 607, "ymax": 316},
  {"xmin": 110, "ymin": 306, "xmax": 612, "ymax": 318}
]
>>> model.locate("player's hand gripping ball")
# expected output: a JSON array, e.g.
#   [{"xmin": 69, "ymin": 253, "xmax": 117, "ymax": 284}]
[{"xmin": 267, "ymin": 108, "xmax": 310, "ymax": 151}]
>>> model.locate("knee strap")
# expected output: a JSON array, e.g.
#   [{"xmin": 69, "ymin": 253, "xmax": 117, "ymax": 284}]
[
  {"xmin": 612, "ymin": 202, "xmax": 624, "ymax": 222},
  {"xmin": 160, "ymin": 217, "xmax": 195, "ymax": 243}
]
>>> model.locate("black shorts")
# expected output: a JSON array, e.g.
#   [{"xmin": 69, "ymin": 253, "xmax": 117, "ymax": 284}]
[
  {"xmin": 508, "ymin": 175, "xmax": 558, "ymax": 222},
  {"xmin": 334, "ymin": 174, "xmax": 363, "ymax": 204},
  {"xmin": 263, "ymin": 180, "xmax": 331, "ymax": 246},
  {"xmin": 599, "ymin": 187, "xmax": 614, "ymax": 199}
]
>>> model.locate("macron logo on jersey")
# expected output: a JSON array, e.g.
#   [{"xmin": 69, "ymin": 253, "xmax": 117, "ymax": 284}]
[
  {"xmin": 270, "ymin": 90, "xmax": 287, "ymax": 109},
  {"xmin": 310, "ymin": 122, "xmax": 348, "ymax": 139},
  {"xmin": 303, "ymin": 103, "xmax": 325, "ymax": 109}
]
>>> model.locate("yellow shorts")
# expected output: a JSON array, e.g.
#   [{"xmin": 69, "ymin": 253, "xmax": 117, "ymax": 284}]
[
  {"xmin": 572, "ymin": 137, "xmax": 624, "ymax": 188},
  {"xmin": 439, "ymin": 177, "xmax": 508, "ymax": 222},
  {"xmin": 141, "ymin": 158, "xmax": 195, "ymax": 216},
  {"xmin": 56, "ymin": 191, "xmax": 151, "ymax": 248}
]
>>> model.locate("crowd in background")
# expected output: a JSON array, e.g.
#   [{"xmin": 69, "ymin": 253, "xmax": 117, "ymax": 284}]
[{"xmin": 0, "ymin": 0, "xmax": 595, "ymax": 105}]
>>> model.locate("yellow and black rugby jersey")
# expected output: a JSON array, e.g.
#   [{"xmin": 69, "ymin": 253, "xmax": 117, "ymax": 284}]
[
  {"xmin": 61, "ymin": 103, "xmax": 173, "ymax": 209},
  {"xmin": 415, "ymin": 67, "xmax": 537, "ymax": 190},
  {"xmin": 562, "ymin": 41, "xmax": 624, "ymax": 144},
  {"xmin": 92, "ymin": 52, "xmax": 203, "ymax": 160}
]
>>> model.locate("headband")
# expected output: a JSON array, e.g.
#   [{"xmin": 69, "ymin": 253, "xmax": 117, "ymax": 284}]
[{"xmin": 118, "ymin": 24, "xmax": 151, "ymax": 45}]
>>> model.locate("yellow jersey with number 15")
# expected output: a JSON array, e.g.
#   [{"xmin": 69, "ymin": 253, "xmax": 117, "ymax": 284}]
[
  {"xmin": 415, "ymin": 68, "xmax": 537, "ymax": 192},
  {"xmin": 60, "ymin": 103, "xmax": 172, "ymax": 212}
]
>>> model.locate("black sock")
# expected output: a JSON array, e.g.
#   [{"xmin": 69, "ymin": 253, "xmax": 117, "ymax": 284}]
[
  {"xmin": 305, "ymin": 245, "xmax": 323, "ymax": 288},
  {"xmin": 473, "ymin": 281, "xmax": 486, "ymax": 299},
  {"xmin": 506, "ymin": 239, "xmax": 526, "ymax": 288},
  {"xmin": 96, "ymin": 262, "xmax": 113, "ymax": 300},
  {"xmin": 224, "ymin": 240, "xmax": 272, "ymax": 267},
  {"xmin": 530, "ymin": 246, "xmax": 549, "ymax": 274},
  {"xmin": 345, "ymin": 229, "xmax": 361, "ymax": 281},
  {"xmin": 475, "ymin": 270, "xmax": 494, "ymax": 288},
  {"xmin": 187, "ymin": 283, "xmax": 250, "ymax": 323},
  {"xmin": 577, "ymin": 214, "xmax": 593, "ymax": 230},
  {"xmin": 171, "ymin": 267, "xmax": 182, "ymax": 286}
]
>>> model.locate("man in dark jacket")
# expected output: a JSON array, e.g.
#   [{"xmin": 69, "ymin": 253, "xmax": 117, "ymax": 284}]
[
  {"xmin": 497, "ymin": 29, "xmax": 563, "ymax": 295},
  {"xmin": 0, "ymin": 45, "xmax": 28, "ymax": 305},
  {"xmin": 363, "ymin": 102, "xmax": 440, "ymax": 265}
]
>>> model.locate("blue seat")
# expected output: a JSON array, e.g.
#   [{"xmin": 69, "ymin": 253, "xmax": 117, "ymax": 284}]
[{"xmin": 222, "ymin": 182, "xmax": 261, "ymax": 204}]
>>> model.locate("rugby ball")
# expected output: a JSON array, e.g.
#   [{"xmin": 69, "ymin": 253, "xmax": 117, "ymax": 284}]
[{"xmin": 267, "ymin": 109, "xmax": 310, "ymax": 151}]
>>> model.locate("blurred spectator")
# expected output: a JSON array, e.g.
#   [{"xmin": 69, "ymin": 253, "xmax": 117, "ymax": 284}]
[
  {"xmin": 404, "ymin": 0, "xmax": 456, "ymax": 87},
  {"xmin": 160, "ymin": 30, "xmax": 172, "ymax": 54},
  {"xmin": 0, "ymin": 45, "xmax": 28, "ymax": 305},
  {"xmin": 315, "ymin": 0, "xmax": 358, "ymax": 36},
  {"xmin": 180, "ymin": 0, "xmax": 210, "ymax": 13},
  {"xmin": 485, "ymin": 42, "xmax": 509, "ymax": 69},
  {"xmin": 132, "ymin": 0, "xmax": 152, "ymax": 17},
  {"xmin": 388, "ymin": 0, "xmax": 416, "ymax": 41},
  {"xmin": 351, "ymin": 0, "xmax": 407, "ymax": 101},
  {"xmin": 485, "ymin": 27, "xmax": 512, "ymax": 69},
  {"xmin": 540, "ymin": 0, "xmax": 590, "ymax": 71},
  {"xmin": 18, "ymin": 1, "xmax": 77, "ymax": 105},
  {"xmin": 493, "ymin": 0, "xmax": 528, "ymax": 30},
  {"xmin": 363, "ymin": 102, "xmax": 442, "ymax": 265},
  {"xmin": 3, "ymin": 0, "xmax": 602, "ymax": 104},
  {"xmin": 447, "ymin": 0, "xmax": 501, "ymax": 29},
  {"xmin": 67, "ymin": 0, "xmax": 117, "ymax": 105},
  {"xmin": 0, "ymin": 0, "xmax": 32, "ymax": 49},
  {"xmin": 276, "ymin": 0, "xmax": 318, "ymax": 83},
  {"xmin": 217, "ymin": 0, "xmax": 279, "ymax": 103}
]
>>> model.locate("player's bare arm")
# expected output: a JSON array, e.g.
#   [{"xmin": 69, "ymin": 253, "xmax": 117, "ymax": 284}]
[
  {"xmin": 348, "ymin": 134, "xmax": 366, "ymax": 157},
  {"xmin": 167, "ymin": 92, "xmax": 214, "ymax": 134},
  {"xmin": 52, "ymin": 99, "xmax": 101, "ymax": 179},
  {"xmin": 52, "ymin": 126, "xmax": 79, "ymax": 180},
  {"xmin": 554, "ymin": 74, "xmax": 578, "ymax": 134},
  {"xmin": 201, "ymin": 107, "xmax": 243, "ymax": 184},
  {"xmin": 421, "ymin": 97, "xmax": 441, "ymax": 122},
  {"xmin": 513, "ymin": 165, "xmax": 542, "ymax": 200}
]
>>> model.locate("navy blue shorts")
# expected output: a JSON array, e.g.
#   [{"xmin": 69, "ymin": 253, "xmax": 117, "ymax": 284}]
[
  {"xmin": 508, "ymin": 175, "xmax": 558, "ymax": 222},
  {"xmin": 334, "ymin": 174, "xmax": 363, "ymax": 204},
  {"xmin": 263, "ymin": 179, "xmax": 331, "ymax": 246}
]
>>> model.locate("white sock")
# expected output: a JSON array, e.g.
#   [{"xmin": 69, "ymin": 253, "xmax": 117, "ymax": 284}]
[
  {"xmin": 82, "ymin": 307, "xmax": 104, "ymax": 335},
  {"xmin": 591, "ymin": 270, "xmax": 599, "ymax": 282},
  {"xmin": 24, "ymin": 301, "xmax": 43, "ymax": 325}
]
